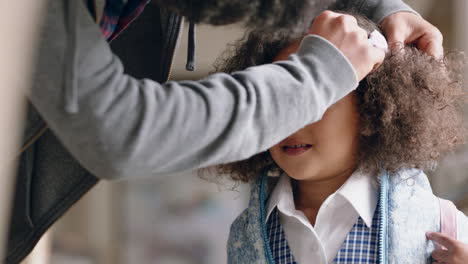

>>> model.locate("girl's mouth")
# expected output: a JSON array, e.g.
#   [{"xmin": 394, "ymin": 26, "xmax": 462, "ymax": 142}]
[{"xmin": 281, "ymin": 144, "xmax": 312, "ymax": 156}]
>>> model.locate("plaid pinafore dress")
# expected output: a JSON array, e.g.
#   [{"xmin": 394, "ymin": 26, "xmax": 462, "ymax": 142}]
[{"xmin": 266, "ymin": 205, "xmax": 380, "ymax": 264}]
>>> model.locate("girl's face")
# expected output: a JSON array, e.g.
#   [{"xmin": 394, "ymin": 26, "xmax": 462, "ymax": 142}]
[{"xmin": 269, "ymin": 92, "xmax": 360, "ymax": 181}]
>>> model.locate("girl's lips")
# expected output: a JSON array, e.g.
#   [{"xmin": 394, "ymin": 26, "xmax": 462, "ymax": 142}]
[{"xmin": 281, "ymin": 144, "xmax": 312, "ymax": 156}]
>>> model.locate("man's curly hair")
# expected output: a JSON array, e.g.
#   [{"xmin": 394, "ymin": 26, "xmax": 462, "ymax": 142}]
[
  {"xmin": 154, "ymin": 0, "xmax": 333, "ymax": 39},
  {"xmin": 212, "ymin": 11, "xmax": 467, "ymax": 182}
]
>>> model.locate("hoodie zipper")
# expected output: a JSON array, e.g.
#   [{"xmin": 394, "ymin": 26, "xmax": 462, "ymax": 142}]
[{"xmin": 378, "ymin": 172, "xmax": 389, "ymax": 264}]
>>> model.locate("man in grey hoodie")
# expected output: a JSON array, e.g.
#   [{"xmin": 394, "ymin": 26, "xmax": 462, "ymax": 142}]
[{"xmin": 6, "ymin": 0, "xmax": 443, "ymax": 263}]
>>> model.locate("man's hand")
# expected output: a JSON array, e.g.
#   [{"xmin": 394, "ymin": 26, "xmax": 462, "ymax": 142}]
[
  {"xmin": 427, "ymin": 232, "xmax": 468, "ymax": 264},
  {"xmin": 275, "ymin": 11, "xmax": 385, "ymax": 82},
  {"xmin": 381, "ymin": 12, "xmax": 444, "ymax": 58}
]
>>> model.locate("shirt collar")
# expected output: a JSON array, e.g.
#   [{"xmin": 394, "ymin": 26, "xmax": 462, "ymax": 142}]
[
  {"xmin": 265, "ymin": 170, "xmax": 378, "ymax": 228},
  {"xmin": 266, "ymin": 174, "xmax": 296, "ymax": 221},
  {"xmin": 335, "ymin": 170, "xmax": 378, "ymax": 228}
]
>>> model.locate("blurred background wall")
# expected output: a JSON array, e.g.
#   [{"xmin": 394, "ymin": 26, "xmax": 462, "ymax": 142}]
[{"xmin": 22, "ymin": 0, "xmax": 468, "ymax": 263}]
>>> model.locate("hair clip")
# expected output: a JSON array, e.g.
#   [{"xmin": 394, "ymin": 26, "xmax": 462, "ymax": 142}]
[{"xmin": 368, "ymin": 30, "xmax": 389, "ymax": 53}]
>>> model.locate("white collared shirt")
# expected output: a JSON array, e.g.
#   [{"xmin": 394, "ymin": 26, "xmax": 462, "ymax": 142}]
[{"xmin": 266, "ymin": 171, "xmax": 378, "ymax": 264}]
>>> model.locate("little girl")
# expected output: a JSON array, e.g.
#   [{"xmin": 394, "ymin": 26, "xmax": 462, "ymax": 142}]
[{"xmin": 213, "ymin": 11, "xmax": 468, "ymax": 264}]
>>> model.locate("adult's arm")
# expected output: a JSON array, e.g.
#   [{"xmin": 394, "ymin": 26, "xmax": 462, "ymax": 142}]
[{"xmin": 29, "ymin": 0, "xmax": 357, "ymax": 180}]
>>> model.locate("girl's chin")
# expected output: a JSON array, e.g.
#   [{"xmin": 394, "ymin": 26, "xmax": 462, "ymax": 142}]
[
  {"xmin": 284, "ymin": 169, "xmax": 321, "ymax": 181},
  {"xmin": 286, "ymin": 169, "xmax": 339, "ymax": 182}
]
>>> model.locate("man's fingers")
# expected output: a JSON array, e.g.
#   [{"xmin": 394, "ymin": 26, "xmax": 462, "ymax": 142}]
[
  {"xmin": 381, "ymin": 12, "xmax": 444, "ymax": 58},
  {"xmin": 309, "ymin": 11, "xmax": 386, "ymax": 81},
  {"xmin": 423, "ymin": 41, "xmax": 444, "ymax": 59},
  {"xmin": 314, "ymin": 10, "xmax": 341, "ymax": 24},
  {"xmin": 368, "ymin": 45, "xmax": 386, "ymax": 72},
  {"xmin": 334, "ymin": 14, "xmax": 358, "ymax": 30},
  {"xmin": 384, "ymin": 27, "xmax": 407, "ymax": 47},
  {"xmin": 382, "ymin": 27, "xmax": 409, "ymax": 55},
  {"xmin": 432, "ymin": 249, "xmax": 450, "ymax": 262},
  {"xmin": 416, "ymin": 33, "xmax": 444, "ymax": 58},
  {"xmin": 427, "ymin": 232, "xmax": 457, "ymax": 249}
]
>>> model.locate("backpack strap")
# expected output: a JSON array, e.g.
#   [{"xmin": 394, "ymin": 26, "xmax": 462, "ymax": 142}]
[
  {"xmin": 18, "ymin": 125, "xmax": 48, "ymax": 155},
  {"xmin": 439, "ymin": 198, "xmax": 458, "ymax": 244}
]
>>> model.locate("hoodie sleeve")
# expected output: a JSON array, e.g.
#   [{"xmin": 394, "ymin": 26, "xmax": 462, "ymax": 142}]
[
  {"xmin": 29, "ymin": 0, "xmax": 357, "ymax": 180},
  {"xmin": 337, "ymin": 0, "xmax": 419, "ymax": 23}
]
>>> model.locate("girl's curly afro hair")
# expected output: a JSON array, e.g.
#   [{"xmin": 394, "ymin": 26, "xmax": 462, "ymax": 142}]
[{"xmin": 212, "ymin": 11, "xmax": 467, "ymax": 182}]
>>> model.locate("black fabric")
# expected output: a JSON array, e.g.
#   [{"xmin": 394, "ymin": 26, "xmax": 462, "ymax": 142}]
[
  {"xmin": 20, "ymin": 104, "xmax": 48, "ymax": 151},
  {"xmin": 6, "ymin": 3, "xmax": 182, "ymax": 263},
  {"xmin": 158, "ymin": 6, "xmax": 183, "ymax": 82},
  {"xmin": 7, "ymin": 129, "xmax": 99, "ymax": 264},
  {"xmin": 110, "ymin": 2, "xmax": 182, "ymax": 82},
  {"xmin": 86, "ymin": 0, "xmax": 97, "ymax": 21}
]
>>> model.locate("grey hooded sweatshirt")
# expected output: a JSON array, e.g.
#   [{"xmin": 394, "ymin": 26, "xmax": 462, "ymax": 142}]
[{"xmin": 6, "ymin": 0, "xmax": 416, "ymax": 263}]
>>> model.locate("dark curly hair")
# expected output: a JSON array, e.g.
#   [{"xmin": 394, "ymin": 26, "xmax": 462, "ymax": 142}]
[{"xmin": 211, "ymin": 11, "xmax": 467, "ymax": 182}]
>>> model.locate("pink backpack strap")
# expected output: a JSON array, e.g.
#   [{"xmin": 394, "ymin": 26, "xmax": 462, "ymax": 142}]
[{"xmin": 439, "ymin": 198, "xmax": 458, "ymax": 245}]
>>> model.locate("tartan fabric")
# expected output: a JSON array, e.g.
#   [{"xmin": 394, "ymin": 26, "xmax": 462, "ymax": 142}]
[
  {"xmin": 266, "ymin": 208, "xmax": 298, "ymax": 264},
  {"xmin": 266, "ymin": 206, "xmax": 380, "ymax": 264},
  {"xmin": 99, "ymin": 0, "xmax": 149, "ymax": 40},
  {"xmin": 333, "ymin": 207, "xmax": 380, "ymax": 264}
]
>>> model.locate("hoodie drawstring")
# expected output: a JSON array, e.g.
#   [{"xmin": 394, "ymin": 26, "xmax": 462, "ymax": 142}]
[
  {"xmin": 186, "ymin": 21, "xmax": 196, "ymax": 71},
  {"xmin": 64, "ymin": 0, "xmax": 80, "ymax": 114}
]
